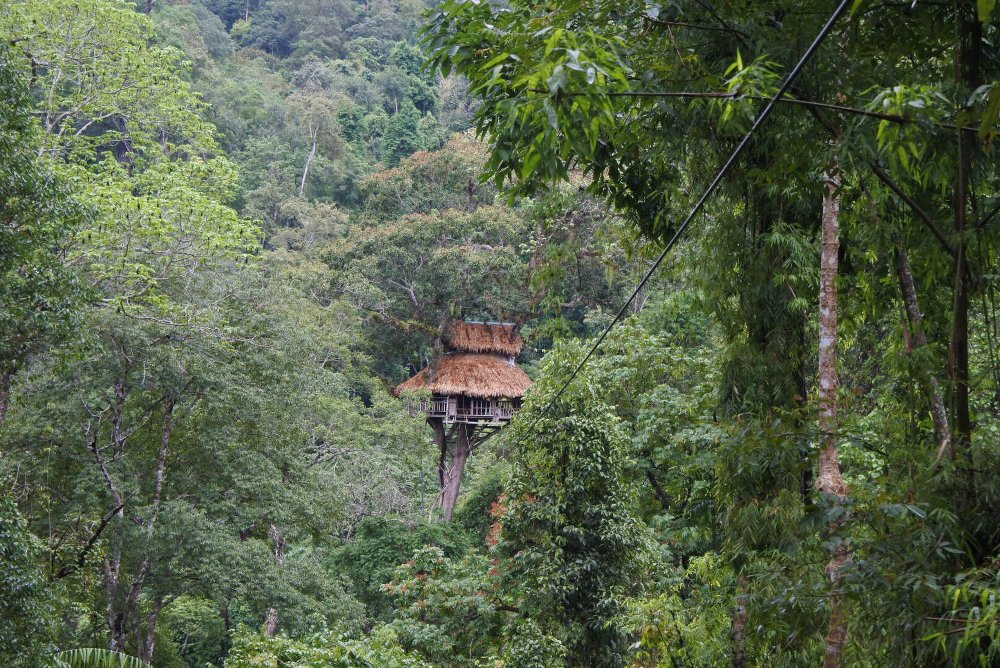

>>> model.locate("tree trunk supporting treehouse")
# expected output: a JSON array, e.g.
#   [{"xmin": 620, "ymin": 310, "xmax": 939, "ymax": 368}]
[
  {"xmin": 430, "ymin": 417, "xmax": 503, "ymax": 520},
  {"xmin": 439, "ymin": 422, "xmax": 470, "ymax": 521}
]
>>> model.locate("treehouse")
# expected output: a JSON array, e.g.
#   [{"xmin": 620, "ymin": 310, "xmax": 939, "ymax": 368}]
[{"xmin": 396, "ymin": 321, "xmax": 531, "ymax": 520}]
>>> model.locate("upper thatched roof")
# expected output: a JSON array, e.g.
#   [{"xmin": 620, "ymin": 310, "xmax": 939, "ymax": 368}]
[
  {"xmin": 445, "ymin": 321, "xmax": 522, "ymax": 356},
  {"xmin": 396, "ymin": 352, "xmax": 532, "ymax": 399}
]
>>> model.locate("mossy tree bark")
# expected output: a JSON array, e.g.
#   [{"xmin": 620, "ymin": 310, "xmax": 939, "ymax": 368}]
[{"xmin": 818, "ymin": 159, "xmax": 850, "ymax": 668}]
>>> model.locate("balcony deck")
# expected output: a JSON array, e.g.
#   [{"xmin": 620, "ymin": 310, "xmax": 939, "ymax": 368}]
[{"xmin": 409, "ymin": 395, "xmax": 519, "ymax": 424}]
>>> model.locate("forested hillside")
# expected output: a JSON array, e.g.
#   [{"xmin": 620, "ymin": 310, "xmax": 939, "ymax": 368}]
[{"xmin": 1, "ymin": 0, "xmax": 999, "ymax": 666}]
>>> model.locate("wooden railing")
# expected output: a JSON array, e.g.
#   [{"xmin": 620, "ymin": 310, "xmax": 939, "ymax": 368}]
[
  {"xmin": 495, "ymin": 401, "xmax": 515, "ymax": 420},
  {"xmin": 424, "ymin": 397, "xmax": 450, "ymax": 415},
  {"xmin": 409, "ymin": 396, "xmax": 520, "ymax": 423}
]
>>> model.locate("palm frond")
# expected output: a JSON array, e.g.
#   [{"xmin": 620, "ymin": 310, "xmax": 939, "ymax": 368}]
[{"xmin": 53, "ymin": 648, "xmax": 152, "ymax": 668}]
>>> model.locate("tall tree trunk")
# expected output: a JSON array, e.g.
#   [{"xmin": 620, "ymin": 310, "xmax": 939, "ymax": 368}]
[
  {"xmin": 109, "ymin": 612, "xmax": 126, "ymax": 653},
  {"xmin": 104, "ymin": 514, "xmax": 126, "ymax": 651},
  {"xmin": 92, "ymin": 407, "xmax": 128, "ymax": 652},
  {"xmin": 151, "ymin": 399, "xmax": 174, "ymax": 522},
  {"xmin": 265, "ymin": 523, "xmax": 286, "ymax": 638},
  {"xmin": 0, "ymin": 371, "xmax": 12, "ymax": 432},
  {"xmin": 439, "ymin": 424, "xmax": 471, "ymax": 521},
  {"xmin": 895, "ymin": 244, "xmax": 952, "ymax": 459},
  {"xmin": 299, "ymin": 130, "xmax": 318, "ymax": 197},
  {"xmin": 818, "ymin": 160, "xmax": 850, "ymax": 668},
  {"xmin": 950, "ymin": 0, "xmax": 980, "ymax": 451},
  {"xmin": 466, "ymin": 178, "xmax": 477, "ymax": 212},
  {"xmin": 264, "ymin": 608, "xmax": 280, "ymax": 638},
  {"xmin": 139, "ymin": 596, "xmax": 163, "ymax": 663},
  {"xmin": 105, "ymin": 525, "xmax": 126, "ymax": 652},
  {"xmin": 112, "ymin": 378, "xmax": 127, "ymax": 451},
  {"xmin": 118, "ymin": 398, "xmax": 174, "ymax": 652}
]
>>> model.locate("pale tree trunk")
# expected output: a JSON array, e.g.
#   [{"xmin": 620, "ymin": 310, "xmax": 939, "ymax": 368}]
[
  {"xmin": 265, "ymin": 523, "xmax": 286, "ymax": 637},
  {"xmin": 264, "ymin": 608, "xmax": 280, "ymax": 638},
  {"xmin": 104, "ymin": 520, "xmax": 126, "ymax": 651},
  {"xmin": 299, "ymin": 126, "xmax": 318, "ymax": 197},
  {"xmin": 150, "ymin": 399, "xmax": 174, "ymax": 521},
  {"xmin": 439, "ymin": 424, "xmax": 471, "ymax": 522},
  {"xmin": 895, "ymin": 245, "xmax": 952, "ymax": 460},
  {"xmin": 139, "ymin": 595, "xmax": 163, "ymax": 663},
  {"xmin": 818, "ymin": 160, "xmax": 850, "ymax": 668}
]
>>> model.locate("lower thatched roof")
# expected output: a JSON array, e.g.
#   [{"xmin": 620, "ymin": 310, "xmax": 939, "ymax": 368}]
[{"xmin": 396, "ymin": 352, "xmax": 532, "ymax": 399}]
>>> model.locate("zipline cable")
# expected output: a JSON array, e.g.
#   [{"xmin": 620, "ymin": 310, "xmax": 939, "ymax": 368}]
[{"xmin": 515, "ymin": 0, "xmax": 853, "ymax": 439}]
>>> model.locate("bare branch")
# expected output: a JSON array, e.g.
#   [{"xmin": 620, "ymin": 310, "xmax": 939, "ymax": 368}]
[{"xmin": 55, "ymin": 493, "xmax": 135, "ymax": 579}]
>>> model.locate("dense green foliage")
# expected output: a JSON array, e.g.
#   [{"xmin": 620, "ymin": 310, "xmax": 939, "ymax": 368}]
[
  {"xmin": 0, "ymin": 492, "xmax": 54, "ymax": 665},
  {"xmin": 2, "ymin": 0, "xmax": 1000, "ymax": 666},
  {"xmin": 0, "ymin": 41, "xmax": 86, "ymax": 403},
  {"xmin": 424, "ymin": 0, "xmax": 1000, "ymax": 664},
  {"xmin": 499, "ymin": 353, "xmax": 655, "ymax": 666}
]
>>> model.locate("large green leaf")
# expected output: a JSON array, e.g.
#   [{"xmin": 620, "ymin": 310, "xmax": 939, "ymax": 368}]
[
  {"xmin": 979, "ymin": 0, "xmax": 997, "ymax": 22},
  {"xmin": 53, "ymin": 649, "xmax": 151, "ymax": 668}
]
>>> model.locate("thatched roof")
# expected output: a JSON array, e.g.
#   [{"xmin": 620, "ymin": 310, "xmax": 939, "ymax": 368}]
[
  {"xmin": 396, "ymin": 352, "xmax": 532, "ymax": 399},
  {"xmin": 445, "ymin": 321, "xmax": 522, "ymax": 356}
]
